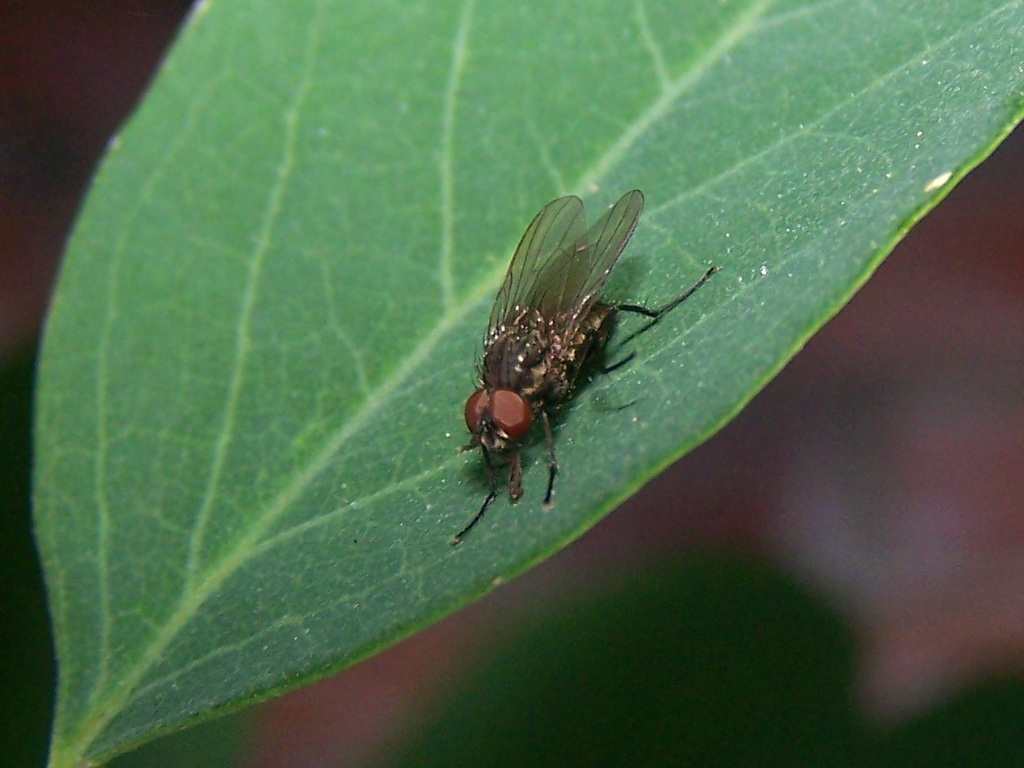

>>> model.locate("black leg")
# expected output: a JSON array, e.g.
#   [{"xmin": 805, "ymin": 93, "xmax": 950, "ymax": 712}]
[
  {"xmin": 542, "ymin": 411, "xmax": 558, "ymax": 506},
  {"xmin": 452, "ymin": 447, "xmax": 499, "ymax": 544},
  {"xmin": 613, "ymin": 265, "xmax": 718, "ymax": 346}
]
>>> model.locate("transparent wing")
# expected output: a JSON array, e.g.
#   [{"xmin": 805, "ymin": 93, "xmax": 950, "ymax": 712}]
[
  {"xmin": 530, "ymin": 189, "xmax": 644, "ymax": 333},
  {"xmin": 488, "ymin": 195, "xmax": 586, "ymax": 333}
]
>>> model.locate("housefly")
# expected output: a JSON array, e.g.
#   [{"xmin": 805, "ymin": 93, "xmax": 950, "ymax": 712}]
[{"xmin": 455, "ymin": 189, "xmax": 716, "ymax": 543}]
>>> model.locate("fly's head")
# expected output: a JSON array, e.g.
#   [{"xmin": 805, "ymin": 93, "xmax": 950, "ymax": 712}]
[{"xmin": 464, "ymin": 387, "xmax": 533, "ymax": 455}]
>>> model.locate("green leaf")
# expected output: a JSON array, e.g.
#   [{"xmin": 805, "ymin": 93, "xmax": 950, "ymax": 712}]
[{"xmin": 34, "ymin": 0, "xmax": 1024, "ymax": 764}]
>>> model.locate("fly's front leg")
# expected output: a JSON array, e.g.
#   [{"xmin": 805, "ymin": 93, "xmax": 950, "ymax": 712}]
[
  {"xmin": 541, "ymin": 410, "xmax": 558, "ymax": 506},
  {"xmin": 452, "ymin": 447, "xmax": 499, "ymax": 544}
]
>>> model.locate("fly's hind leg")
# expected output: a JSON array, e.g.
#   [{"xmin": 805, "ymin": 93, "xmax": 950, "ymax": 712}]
[
  {"xmin": 452, "ymin": 447, "xmax": 499, "ymax": 544},
  {"xmin": 613, "ymin": 265, "xmax": 718, "ymax": 346}
]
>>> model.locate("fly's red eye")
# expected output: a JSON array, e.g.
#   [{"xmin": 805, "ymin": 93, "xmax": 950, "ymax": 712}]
[
  {"xmin": 464, "ymin": 389, "xmax": 489, "ymax": 433},
  {"xmin": 489, "ymin": 389, "xmax": 532, "ymax": 439}
]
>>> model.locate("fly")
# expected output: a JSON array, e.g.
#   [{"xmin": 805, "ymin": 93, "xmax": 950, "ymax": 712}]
[{"xmin": 454, "ymin": 189, "xmax": 716, "ymax": 543}]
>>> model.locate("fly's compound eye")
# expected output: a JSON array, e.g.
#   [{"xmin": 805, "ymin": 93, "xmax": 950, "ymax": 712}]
[
  {"xmin": 488, "ymin": 389, "xmax": 532, "ymax": 439},
  {"xmin": 464, "ymin": 389, "xmax": 489, "ymax": 433}
]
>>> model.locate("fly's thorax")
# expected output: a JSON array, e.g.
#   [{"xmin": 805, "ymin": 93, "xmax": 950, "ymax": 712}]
[{"xmin": 481, "ymin": 308, "xmax": 551, "ymax": 395}]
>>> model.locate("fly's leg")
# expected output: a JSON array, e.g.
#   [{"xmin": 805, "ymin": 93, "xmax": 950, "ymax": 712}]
[
  {"xmin": 452, "ymin": 447, "xmax": 499, "ymax": 544},
  {"xmin": 508, "ymin": 451, "xmax": 524, "ymax": 501},
  {"xmin": 617, "ymin": 264, "xmax": 718, "ymax": 319},
  {"xmin": 542, "ymin": 411, "xmax": 558, "ymax": 506},
  {"xmin": 613, "ymin": 265, "xmax": 718, "ymax": 347}
]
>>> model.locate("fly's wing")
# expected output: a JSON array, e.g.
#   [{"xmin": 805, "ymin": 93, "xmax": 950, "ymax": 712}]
[
  {"xmin": 532, "ymin": 189, "xmax": 644, "ymax": 334},
  {"xmin": 488, "ymin": 195, "xmax": 586, "ymax": 334}
]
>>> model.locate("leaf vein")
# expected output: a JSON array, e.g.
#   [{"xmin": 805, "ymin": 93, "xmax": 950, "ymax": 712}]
[
  {"xmin": 438, "ymin": 0, "xmax": 477, "ymax": 312},
  {"xmin": 574, "ymin": 0, "xmax": 778, "ymax": 193}
]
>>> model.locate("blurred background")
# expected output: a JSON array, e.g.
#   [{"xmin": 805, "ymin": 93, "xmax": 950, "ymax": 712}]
[{"xmin": 3, "ymin": 3, "xmax": 1023, "ymax": 766}]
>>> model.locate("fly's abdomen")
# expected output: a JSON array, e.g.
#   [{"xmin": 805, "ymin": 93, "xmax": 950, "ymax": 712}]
[{"xmin": 544, "ymin": 303, "xmax": 614, "ymax": 400}]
